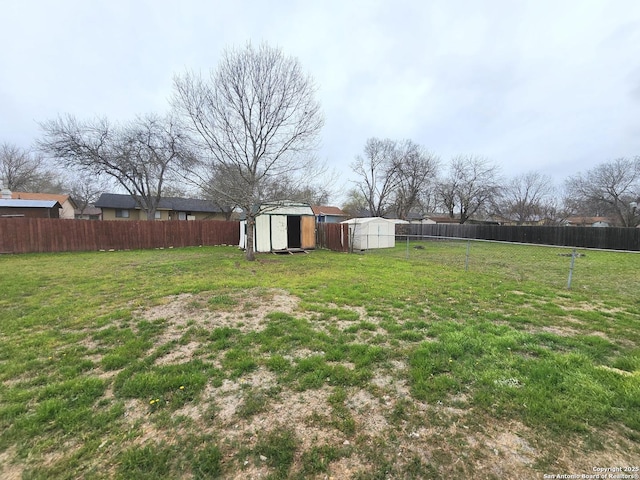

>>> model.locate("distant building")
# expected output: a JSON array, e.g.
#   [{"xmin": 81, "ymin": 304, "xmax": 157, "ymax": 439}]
[
  {"xmin": 11, "ymin": 192, "xmax": 77, "ymax": 219},
  {"xmin": 0, "ymin": 199, "xmax": 62, "ymax": 218},
  {"xmin": 311, "ymin": 205, "xmax": 348, "ymax": 223},
  {"xmin": 75, "ymin": 205, "xmax": 102, "ymax": 220},
  {"xmin": 95, "ymin": 193, "xmax": 226, "ymax": 221},
  {"xmin": 423, "ymin": 215, "xmax": 461, "ymax": 224},
  {"xmin": 564, "ymin": 216, "xmax": 612, "ymax": 227}
]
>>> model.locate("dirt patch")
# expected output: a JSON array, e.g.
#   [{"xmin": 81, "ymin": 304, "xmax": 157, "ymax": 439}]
[
  {"xmin": 370, "ymin": 361, "xmax": 411, "ymax": 397},
  {"xmin": 123, "ymin": 398, "xmax": 148, "ymax": 424},
  {"xmin": 212, "ymin": 387, "xmax": 242, "ymax": 425},
  {"xmin": 0, "ymin": 447, "xmax": 22, "ymax": 480},
  {"xmin": 283, "ymin": 348, "xmax": 325, "ymax": 361},
  {"xmin": 485, "ymin": 430, "xmax": 536, "ymax": 465},
  {"xmin": 211, "ymin": 368, "xmax": 279, "ymax": 427},
  {"xmin": 41, "ymin": 440, "xmax": 83, "ymax": 471},
  {"xmin": 537, "ymin": 325, "xmax": 582, "ymax": 337},
  {"xmin": 561, "ymin": 427, "xmax": 640, "ymax": 471},
  {"xmin": 154, "ymin": 341, "xmax": 201, "ymax": 365},
  {"xmin": 558, "ymin": 301, "xmax": 626, "ymax": 315},
  {"xmin": 348, "ymin": 389, "xmax": 389, "ymax": 436},
  {"xmin": 139, "ymin": 289, "xmax": 303, "ymax": 338},
  {"xmin": 274, "ymin": 388, "xmax": 349, "ymax": 451},
  {"xmin": 240, "ymin": 368, "xmax": 279, "ymax": 389},
  {"xmin": 324, "ymin": 456, "xmax": 371, "ymax": 478}
]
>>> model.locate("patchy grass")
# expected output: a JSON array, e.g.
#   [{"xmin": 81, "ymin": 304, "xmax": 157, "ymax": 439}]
[{"xmin": 1, "ymin": 244, "xmax": 639, "ymax": 479}]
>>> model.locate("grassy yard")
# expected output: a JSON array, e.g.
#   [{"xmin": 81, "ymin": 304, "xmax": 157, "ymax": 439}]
[{"xmin": 1, "ymin": 243, "xmax": 639, "ymax": 479}]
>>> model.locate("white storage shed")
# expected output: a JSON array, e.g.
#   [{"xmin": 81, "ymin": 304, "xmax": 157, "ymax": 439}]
[
  {"xmin": 239, "ymin": 201, "xmax": 316, "ymax": 253},
  {"xmin": 341, "ymin": 217, "xmax": 397, "ymax": 250}
]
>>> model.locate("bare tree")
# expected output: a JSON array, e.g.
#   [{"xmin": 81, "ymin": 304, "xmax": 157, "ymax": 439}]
[
  {"xmin": 0, "ymin": 142, "xmax": 54, "ymax": 191},
  {"xmin": 392, "ymin": 141, "xmax": 439, "ymax": 220},
  {"xmin": 39, "ymin": 113, "xmax": 193, "ymax": 220},
  {"xmin": 350, "ymin": 138, "xmax": 401, "ymax": 217},
  {"xmin": 351, "ymin": 138, "xmax": 439, "ymax": 220},
  {"xmin": 565, "ymin": 157, "xmax": 640, "ymax": 227},
  {"xmin": 199, "ymin": 168, "xmax": 239, "ymax": 220},
  {"xmin": 416, "ymin": 188, "xmax": 440, "ymax": 218},
  {"xmin": 437, "ymin": 155, "xmax": 501, "ymax": 224},
  {"xmin": 494, "ymin": 171, "xmax": 557, "ymax": 224},
  {"xmin": 173, "ymin": 42, "xmax": 324, "ymax": 260},
  {"xmin": 198, "ymin": 165, "xmax": 331, "ymax": 222},
  {"xmin": 68, "ymin": 172, "xmax": 111, "ymax": 217},
  {"xmin": 341, "ymin": 188, "xmax": 368, "ymax": 217},
  {"xmin": 436, "ymin": 177, "xmax": 458, "ymax": 219},
  {"xmin": 261, "ymin": 174, "xmax": 333, "ymax": 205},
  {"xmin": 258, "ymin": 163, "xmax": 337, "ymax": 206}
]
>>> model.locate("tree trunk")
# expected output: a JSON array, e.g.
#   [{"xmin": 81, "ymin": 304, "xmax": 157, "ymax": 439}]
[{"xmin": 245, "ymin": 214, "xmax": 256, "ymax": 261}]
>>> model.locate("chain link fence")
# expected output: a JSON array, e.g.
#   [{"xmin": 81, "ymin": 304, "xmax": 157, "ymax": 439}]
[{"xmin": 351, "ymin": 234, "xmax": 640, "ymax": 296}]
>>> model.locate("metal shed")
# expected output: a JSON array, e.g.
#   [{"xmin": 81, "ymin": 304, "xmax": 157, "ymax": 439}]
[
  {"xmin": 341, "ymin": 217, "xmax": 397, "ymax": 250},
  {"xmin": 0, "ymin": 199, "xmax": 62, "ymax": 218},
  {"xmin": 239, "ymin": 201, "xmax": 316, "ymax": 253}
]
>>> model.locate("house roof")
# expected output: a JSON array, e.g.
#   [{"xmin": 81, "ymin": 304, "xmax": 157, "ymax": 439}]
[
  {"xmin": 311, "ymin": 205, "xmax": 347, "ymax": 217},
  {"xmin": 75, "ymin": 205, "xmax": 102, "ymax": 216},
  {"xmin": 565, "ymin": 216, "xmax": 611, "ymax": 225},
  {"xmin": 11, "ymin": 192, "xmax": 76, "ymax": 208},
  {"xmin": 0, "ymin": 199, "xmax": 62, "ymax": 209},
  {"xmin": 95, "ymin": 193, "xmax": 222, "ymax": 213},
  {"xmin": 404, "ymin": 211, "xmax": 425, "ymax": 221},
  {"xmin": 425, "ymin": 216, "xmax": 461, "ymax": 224}
]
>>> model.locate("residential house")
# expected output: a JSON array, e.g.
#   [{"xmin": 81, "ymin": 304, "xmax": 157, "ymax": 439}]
[
  {"xmin": 311, "ymin": 205, "xmax": 348, "ymax": 224},
  {"xmin": 95, "ymin": 193, "xmax": 226, "ymax": 221},
  {"xmin": 564, "ymin": 216, "xmax": 611, "ymax": 227},
  {"xmin": 75, "ymin": 205, "xmax": 102, "ymax": 220},
  {"xmin": 11, "ymin": 192, "xmax": 77, "ymax": 219},
  {"xmin": 423, "ymin": 215, "xmax": 460, "ymax": 224}
]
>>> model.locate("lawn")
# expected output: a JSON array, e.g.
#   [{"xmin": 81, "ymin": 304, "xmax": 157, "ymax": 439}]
[{"xmin": 1, "ymin": 243, "xmax": 639, "ymax": 479}]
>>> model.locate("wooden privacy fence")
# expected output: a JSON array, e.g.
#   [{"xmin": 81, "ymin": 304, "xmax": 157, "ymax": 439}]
[
  {"xmin": 316, "ymin": 223, "xmax": 349, "ymax": 252},
  {"xmin": 400, "ymin": 223, "xmax": 640, "ymax": 251},
  {"xmin": 0, "ymin": 218, "xmax": 240, "ymax": 254}
]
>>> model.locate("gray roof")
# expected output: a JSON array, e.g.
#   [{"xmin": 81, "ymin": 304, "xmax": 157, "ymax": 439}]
[
  {"xmin": 95, "ymin": 193, "xmax": 222, "ymax": 213},
  {"xmin": 0, "ymin": 199, "xmax": 62, "ymax": 208},
  {"xmin": 75, "ymin": 205, "xmax": 102, "ymax": 216}
]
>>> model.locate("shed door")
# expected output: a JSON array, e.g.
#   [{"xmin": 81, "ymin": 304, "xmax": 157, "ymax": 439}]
[
  {"xmin": 301, "ymin": 216, "xmax": 316, "ymax": 249},
  {"xmin": 287, "ymin": 216, "xmax": 302, "ymax": 248},
  {"xmin": 255, "ymin": 215, "xmax": 272, "ymax": 252},
  {"xmin": 270, "ymin": 215, "xmax": 288, "ymax": 251}
]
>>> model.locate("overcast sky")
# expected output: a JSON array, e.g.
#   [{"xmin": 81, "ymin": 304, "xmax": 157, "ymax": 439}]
[{"xmin": 2, "ymin": 0, "xmax": 640, "ymax": 200}]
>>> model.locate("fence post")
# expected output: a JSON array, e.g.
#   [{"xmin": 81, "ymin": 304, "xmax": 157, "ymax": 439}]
[
  {"xmin": 567, "ymin": 248, "xmax": 577, "ymax": 289},
  {"xmin": 465, "ymin": 240, "xmax": 471, "ymax": 271}
]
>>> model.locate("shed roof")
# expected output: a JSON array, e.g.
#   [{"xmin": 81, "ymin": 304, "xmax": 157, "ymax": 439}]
[
  {"xmin": 341, "ymin": 217, "xmax": 396, "ymax": 225},
  {"xmin": 255, "ymin": 201, "xmax": 314, "ymax": 216},
  {"xmin": 0, "ymin": 199, "xmax": 62, "ymax": 208},
  {"xmin": 11, "ymin": 192, "xmax": 75, "ymax": 208}
]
